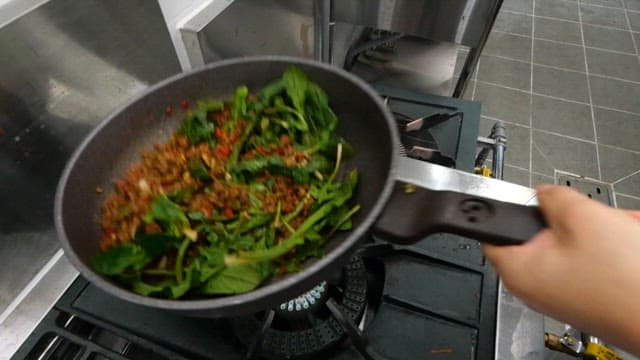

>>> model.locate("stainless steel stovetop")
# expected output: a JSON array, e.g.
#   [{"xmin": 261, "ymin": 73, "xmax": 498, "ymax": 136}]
[{"xmin": 2, "ymin": 89, "xmax": 544, "ymax": 360}]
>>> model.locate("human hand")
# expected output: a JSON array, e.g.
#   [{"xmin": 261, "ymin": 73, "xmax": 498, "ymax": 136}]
[{"xmin": 482, "ymin": 185, "xmax": 640, "ymax": 354}]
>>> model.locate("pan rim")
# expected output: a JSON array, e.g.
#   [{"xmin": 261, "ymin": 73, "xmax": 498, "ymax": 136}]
[{"xmin": 54, "ymin": 55, "xmax": 400, "ymax": 313}]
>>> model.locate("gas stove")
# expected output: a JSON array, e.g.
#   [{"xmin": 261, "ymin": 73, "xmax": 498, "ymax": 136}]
[{"xmin": 12, "ymin": 88, "xmax": 497, "ymax": 360}]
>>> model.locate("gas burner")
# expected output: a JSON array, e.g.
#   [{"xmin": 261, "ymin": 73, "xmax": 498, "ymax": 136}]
[
  {"xmin": 275, "ymin": 281, "xmax": 328, "ymax": 320},
  {"xmin": 13, "ymin": 88, "xmax": 499, "ymax": 360},
  {"xmin": 232, "ymin": 256, "xmax": 368, "ymax": 359}
]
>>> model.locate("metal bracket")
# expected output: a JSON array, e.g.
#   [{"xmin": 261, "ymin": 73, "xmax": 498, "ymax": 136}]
[{"xmin": 554, "ymin": 171, "xmax": 615, "ymax": 206}]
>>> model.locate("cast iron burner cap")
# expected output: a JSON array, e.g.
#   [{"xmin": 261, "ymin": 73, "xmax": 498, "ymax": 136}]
[{"xmin": 232, "ymin": 255, "xmax": 368, "ymax": 359}]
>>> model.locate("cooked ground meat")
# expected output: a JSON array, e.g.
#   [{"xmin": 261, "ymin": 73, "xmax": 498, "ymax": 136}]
[{"xmin": 99, "ymin": 113, "xmax": 312, "ymax": 251}]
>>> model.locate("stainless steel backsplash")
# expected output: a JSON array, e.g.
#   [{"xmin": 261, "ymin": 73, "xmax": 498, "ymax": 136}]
[{"xmin": 0, "ymin": 0, "xmax": 180, "ymax": 313}]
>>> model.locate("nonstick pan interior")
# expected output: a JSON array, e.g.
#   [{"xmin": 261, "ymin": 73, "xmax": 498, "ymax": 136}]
[{"xmin": 55, "ymin": 56, "xmax": 398, "ymax": 317}]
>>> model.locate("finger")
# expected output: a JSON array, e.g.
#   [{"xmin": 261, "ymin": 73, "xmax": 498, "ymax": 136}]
[
  {"xmin": 481, "ymin": 228, "xmax": 555, "ymax": 269},
  {"xmin": 535, "ymin": 185, "xmax": 601, "ymax": 237},
  {"xmin": 628, "ymin": 210, "xmax": 640, "ymax": 221}
]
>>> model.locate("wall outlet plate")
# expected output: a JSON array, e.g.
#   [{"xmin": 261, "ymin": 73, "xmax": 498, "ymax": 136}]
[{"xmin": 554, "ymin": 171, "xmax": 616, "ymax": 207}]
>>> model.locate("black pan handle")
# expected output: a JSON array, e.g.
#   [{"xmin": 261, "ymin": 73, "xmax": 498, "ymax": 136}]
[{"xmin": 373, "ymin": 182, "xmax": 547, "ymax": 246}]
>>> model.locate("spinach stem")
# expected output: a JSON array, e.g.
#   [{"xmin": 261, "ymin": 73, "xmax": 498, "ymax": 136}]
[
  {"xmin": 326, "ymin": 204, "xmax": 360, "ymax": 238},
  {"xmin": 225, "ymin": 199, "xmax": 336, "ymax": 266},
  {"xmin": 283, "ymin": 193, "xmax": 311, "ymax": 223},
  {"xmin": 272, "ymin": 201, "xmax": 282, "ymax": 228},
  {"xmin": 329, "ymin": 143, "xmax": 343, "ymax": 182},
  {"xmin": 175, "ymin": 238, "xmax": 191, "ymax": 283},
  {"xmin": 227, "ymin": 119, "xmax": 256, "ymax": 171},
  {"xmin": 282, "ymin": 218, "xmax": 296, "ymax": 234},
  {"xmin": 143, "ymin": 269, "xmax": 176, "ymax": 276}
]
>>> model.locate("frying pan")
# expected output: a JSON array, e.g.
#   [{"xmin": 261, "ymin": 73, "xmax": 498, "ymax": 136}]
[{"xmin": 55, "ymin": 56, "xmax": 546, "ymax": 317}]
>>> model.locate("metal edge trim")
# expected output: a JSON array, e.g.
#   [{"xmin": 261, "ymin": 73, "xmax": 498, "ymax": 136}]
[{"xmin": 0, "ymin": 249, "xmax": 65, "ymax": 325}]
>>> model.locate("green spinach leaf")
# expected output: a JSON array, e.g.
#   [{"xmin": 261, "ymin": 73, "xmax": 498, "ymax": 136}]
[
  {"xmin": 138, "ymin": 234, "xmax": 182, "ymax": 258},
  {"xmin": 178, "ymin": 109, "xmax": 215, "ymax": 145},
  {"xmin": 132, "ymin": 279, "xmax": 169, "ymax": 296},
  {"xmin": 231, "ymin": 85, "xmax": 249, "ymax": 121},
  {"xmin": 168, "ymin": 188, "xmax": 194, "ymax": 204},
  {"xmin": 143, "ymin": 196, "xmax": 189, "ymax": 237},
  {"xmin": 187, "ymin": 158, "xmax": 211, "ymax": 181},
  {"xmin": 199, "ymin": 263, "xmax": 268, "ymax": 294},
  {"xmin": 283, "ymin": 66, "xmax": 309, "ymax": 116},
  {"xmin": 305, "ymin": 82, "xmax": 337, "ymax": 131},
  {"xmin": 92, "ymin": 244, "xmax": 147, "ymax": 276},
  {"xmin": 259, "ymin": 78, "xmax": 285, "ymax": 104}
]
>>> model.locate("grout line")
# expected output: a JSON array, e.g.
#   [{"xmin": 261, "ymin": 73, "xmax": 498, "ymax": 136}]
[
  {"xmin": 535, "ymin": 128, "xmax": 598, "ymax": 144},
  {"xmin": 484, "ymin": 39, "xmax": 637, "ymax": 61},
  {"xmin": 593, "ymin": 104, "xmax": 640, "ymax": 117},
  {"xmin": 505, "ymin": 163, "xmax": 531, "ymax": 172},
  {"xmin": 476, "ymin": 79, "xmax": 531, "ymax": 94},
  {"xmin": 490, "ymin": 29, "xmax": 532, "ymax": 39},
  {"xmin": 600, "ymin": 143, "xmax": 640, "ymax": 154},
  {"xmin": 535, "ymin": 37, "xmax": 584, "ymax": 48},
  {"xmin": 622, "ymin": 0, "xmax": 640, "ymax": 55},
  {"xmin": 532, "ymin": 92, "xmax": 591, "ymax": 105},
  {"xmin": 532, "ymin": 61, "xmax": 587, "ymax": 76},
  {"xmin": 499, "ymin": 9, "xmax": 534, "ymax": 17},
  {"xmin": 486, "ymin": 161, "xmax": 548, "ymax": 178},
  {"xmin": 495, "ymin": 28, "xmax": 639, "ymax": 57},
  {"xmin": 580, "ymin": 0, "xmax": 625, "ymax": 10},
  {"xmin": 613, "ymin": 168, "xmax": 640, "ymax": 184},
  {"xmin": 479, "ymin": 51, "xmax": 531, "ymax": 65},
  {"xmin": 477, "ymin": 78, "xmax": 592, "ymax": 105},
  {"xmin": 532, "ymin": 141, "xmax": 556, "ymax": 176},
  {"xmin": 532, "ymin": 171, "xmax": 554, "ymax": 179},
  {"xmin": 480, "ymin": 113, "xmax": 640, "ymax": 149},
  {"xmin": 471, "ymin": 58, "xmax": 480, "ymax": 100},
  {"xmin": 574, "ymin": 45, "xmax": 636, "ymax": 57},
  {"xmin": 578, "ymin": 0, "xmax": 603, "ymax": 180},
  {"xmin": 483, "ymin": 52, "xmax": 640, "ymax": 85},
  {"xmin": 509, "ymin": 0, "xmax": 640, "ymax": 13},
  {"xmin": 503, "ymin": 9, "xmax": 633, "ymax": 31},
  {"xmin": 481, "ymin": 115, "xmax": 531, "ymax": 128},
  {"xmin": 475, "ymin": 78, "xmax": 640, "ymax": 116},
  {"xmin": 590, "ymin": 73, "xmax": 640, "ymax": 85},
  {"xmin": 530, "ymin": 0, "xmax": 536, "ymax": 187},
  {"xmin": 616, "ymin": 193, "xmax": 640, "ymax": 201}
]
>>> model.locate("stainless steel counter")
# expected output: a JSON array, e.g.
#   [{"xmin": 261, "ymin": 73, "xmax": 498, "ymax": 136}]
[
  {"xmin": 0, "ymin": 0, "xmax": 181, "ymax": 318},
  {"xmin": 2, "ymin": 157, "xmax": 550, "ymax": 358}
]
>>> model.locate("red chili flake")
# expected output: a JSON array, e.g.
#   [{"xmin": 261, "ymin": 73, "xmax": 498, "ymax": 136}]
[
  {"xmin": 229, "ymin": 133, "xmax": 240, "ymax": 143},
  {"xmin": 215, "ymin": 144, "xmax": 232, "ymax": 159},
  {"xmin": 222, "ymin": 207, "xmax": 234, "ymax": 218},
  {"xmin": 180, "ymin": 100, "xmax": 189, "ymax": 109},
  {"xmin": 215, "ymin": 128, "xmax": 224, "ymax": 140},
  {"xmin": 277, "ymin": 266, "xmax": 288, "ymax": 275},
  {"xmin": 203, "ymin": 205, "xmax": 213, "ymax": 217},
  {"xmin": 165, "ymin": 106, "xmax": 173, "ymax": 115}
]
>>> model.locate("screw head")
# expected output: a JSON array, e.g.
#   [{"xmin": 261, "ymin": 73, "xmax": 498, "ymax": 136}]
[{"xmin": 459, "ymin": 199, "xmax": 492, "ymax": 222}]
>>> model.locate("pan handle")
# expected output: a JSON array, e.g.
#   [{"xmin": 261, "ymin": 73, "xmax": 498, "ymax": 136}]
[{"xmin": 373, "ymin": 182, "xmax": 547, "ymax": 246}]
